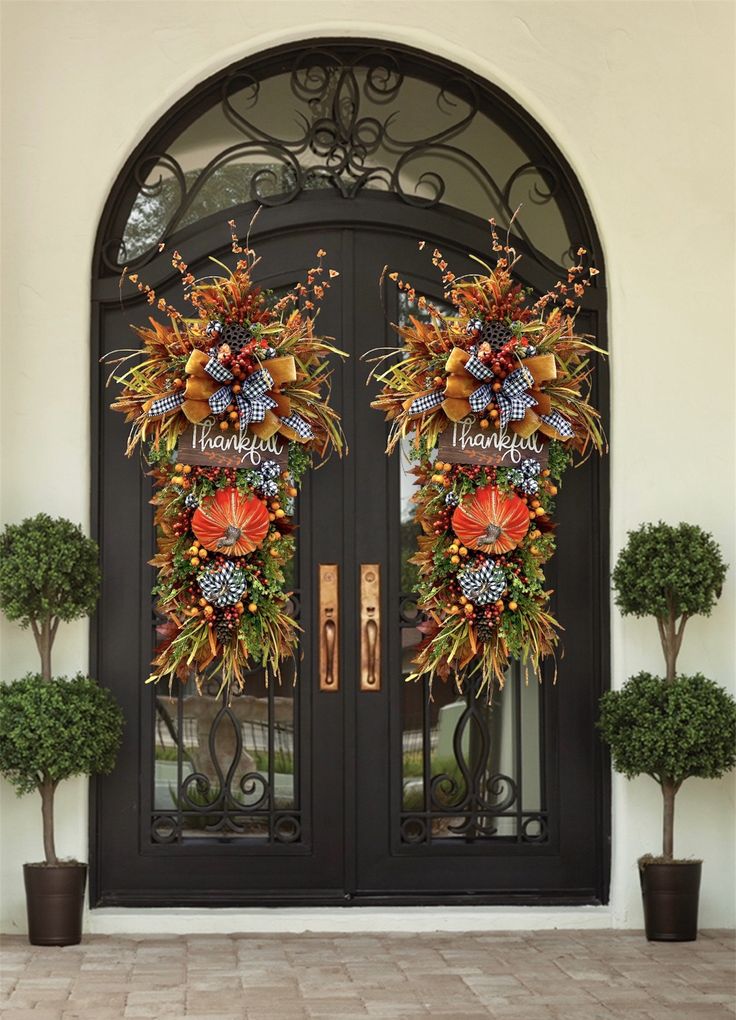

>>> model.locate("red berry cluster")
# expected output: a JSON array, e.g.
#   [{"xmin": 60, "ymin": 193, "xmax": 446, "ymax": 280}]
[
  {"xmin": 214, "ymin": 606, "xmax": 241, "ymax": 641},
  {"xmin": 171, "ymin": 507, "xmax": 193, "ymax": 538},
  {"xmin": 218, "ymin": 335, "xmax": 269, "ymax": 377},
  {"xmin": 456, "ymin": 464, "xmax": 496, "ymax": 484},
  {"xmin": 479, "ymin": 604, "xmax": 504, "ymax": 626},
  {"xmin": 190, "ymin": 465, "xmax": 239, "ymax": 486},
  {"xmin": 432, "ymin": 506, "xmax": 452, "ymax": 535}
]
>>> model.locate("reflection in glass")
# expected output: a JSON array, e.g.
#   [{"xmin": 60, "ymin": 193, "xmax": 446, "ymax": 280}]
[
  {"xmin": 399, "ymin": 663, "xmax": 544, "ymax": 842},
  {"xmin": 153, "ymin": 665, "xmax": 297, "ymax": 841},
  {"xmin": 397, "ymin": 290, "xmax": 455, "ymax": 596}
]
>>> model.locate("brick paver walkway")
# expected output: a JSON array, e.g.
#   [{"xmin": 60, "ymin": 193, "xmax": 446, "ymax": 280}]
[{"xmin": 0, "ymin": 930, "xmax": 734, "ymax": 1019}]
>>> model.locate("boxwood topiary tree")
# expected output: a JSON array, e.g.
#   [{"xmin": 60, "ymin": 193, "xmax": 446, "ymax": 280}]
[
  {"xmin": 0, "ymin": 515, "xmax": 100, "ymax": 682},
  {"xmin": 611, "ymin": 522, "xmax": 726, "ymax": 684},
  {"xmin": 602, "ymin": 521, "xmax": 732, "ymax": 860},
  {"xmin": 0, "ymin": 674, "xmax": 123, "ymax": 864},
  {"xmin": 0, "ymin": 514, "xmax": 121, "ymax": 865}
]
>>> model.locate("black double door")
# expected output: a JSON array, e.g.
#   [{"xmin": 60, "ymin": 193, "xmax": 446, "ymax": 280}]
[{"xmin": 92, "ymin": 196, "xmax": 609, "ymax": 907}]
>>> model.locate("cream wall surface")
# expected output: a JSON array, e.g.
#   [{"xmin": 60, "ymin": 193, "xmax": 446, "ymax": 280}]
[{"xmin": 1, "ymin": 0, "xmax": 734, "ymax": 934}]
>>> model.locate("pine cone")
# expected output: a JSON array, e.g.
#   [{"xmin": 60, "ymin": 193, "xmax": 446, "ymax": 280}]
[
  {"xmin": 215, "ymin": 618, "xmax": 236, "ymax": 645},
  {"xmin": 475, "ymin": 617, "xmax": 496, "ymax": 642}
]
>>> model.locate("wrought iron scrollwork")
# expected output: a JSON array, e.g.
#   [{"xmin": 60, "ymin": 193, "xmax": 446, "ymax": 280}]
[
  {"xmin": 399, "ymin": 594, "xmax": 420, "ymax": 624},
  {"xmin": 399, "ymin": 589, "xmax": 548, "ymax": 846},
  {"xmin": 176, "ymin": 701, "xmax": 273, "ymax": 835},
  {"xmin": 427, "ymin": 685, "xmax": 519, "ymax": 839},
  {"xmin": 150, "ymin": 594, "xmax": 300, "ymax": 845},
  {"xmin": 104, "ymin": 43, "xmax": 588, "ymax": 273}
]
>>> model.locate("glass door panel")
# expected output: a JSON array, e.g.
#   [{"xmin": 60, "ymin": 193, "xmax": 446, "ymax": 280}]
[
  {"xmin": 395, "ymin": 295, "xmax": 545, "ymax": 848},
  {"xmin": 151, "ymin": 662, "xmax": 299, "ymax": 844}
]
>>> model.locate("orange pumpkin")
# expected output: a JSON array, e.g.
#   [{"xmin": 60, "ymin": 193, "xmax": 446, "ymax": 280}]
[
  {"xmin": 451, "ymin": 485, "xmax": 530, "ymax": 554},
  {"xmin": 192, "ymin": 488, "xmax": 269, "ymax": 556}
]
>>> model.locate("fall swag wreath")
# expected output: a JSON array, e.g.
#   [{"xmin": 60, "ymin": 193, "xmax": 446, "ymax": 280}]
[
  {"xmin": 109, "ymin": 222, "xmax": 344, "ymax": 691},
  {"xmin": 368, "ymin": 221, "xmax": 606, "ymax": 697}
]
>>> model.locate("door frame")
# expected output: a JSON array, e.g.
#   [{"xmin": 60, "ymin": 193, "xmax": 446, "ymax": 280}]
[{"xmin": 90, "ymin": 193, "xmax": 610, "ymax": 908}]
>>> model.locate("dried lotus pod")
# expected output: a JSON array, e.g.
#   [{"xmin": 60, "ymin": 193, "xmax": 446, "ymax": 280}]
[{"xmin": 220, "ymin": 322, "xmax": 254, "ymax": 354}]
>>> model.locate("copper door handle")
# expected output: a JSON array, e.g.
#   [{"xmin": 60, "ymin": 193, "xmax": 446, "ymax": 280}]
[
  {"xmin": 319, "ymin": 564, "xmax": 339, "ymax": 691},
  {"xmin": 360, "ymin": 564, "xmax": 381, "ymax": 691},
  {"xmin": 365, "ymin": 618, "xmax": 378, "ymax": 687},
  {"xmin": 324, "ymin": 619, "xmax": 336, "ymax": 688}
]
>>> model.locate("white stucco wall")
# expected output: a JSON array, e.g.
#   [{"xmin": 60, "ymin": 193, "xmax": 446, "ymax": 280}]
[{"xmin": 1, "ymin": 0, "xmax": 734, "ymax": 935}]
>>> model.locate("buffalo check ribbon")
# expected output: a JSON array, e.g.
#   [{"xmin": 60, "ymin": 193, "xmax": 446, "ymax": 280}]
[
  {"xmin": 148, "ymin": 391, "xmax": 185, "ymax": 416},
  {"xmin": 148, "ymin": 346, "xmax": 313, "ymax": 443},
  {"xmin": 407, "ymin": 389, "xmax": 445, "ymax": 416},
  {"xmin": 462, "ymin": 352, "xmax": 537, "ymax": 427},
  {"xmin": 495, "ymin": 366, "xmax": 538, "ymax": 428},
  {"xmin": 208, "ymin": 365, "xmax": 278, "ymax": 431},
  {"xmin": 539, "ymin": 409, "xmax": 574, "ymax": 439},
  {"xmin": 407, "ymin": 348, "xmax": 495, "ymax": 418},
  {"xmin": 433, "ymin": 346, "xmax": 575, "ymax": 439},
  {"xmin": 280, "ymin": 414, "xmax": 313, "ymax": 440},
  {"xmin": 463, "ymin": 356, "xmax": 537, "ymax": 428},
  {"xmin": 148, "ymin": 346, "xmax": 230, "ymax": 419}
]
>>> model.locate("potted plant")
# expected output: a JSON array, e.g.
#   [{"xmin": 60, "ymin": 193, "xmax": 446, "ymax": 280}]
[
  {"xmin": 599, "ymin": 521, "xmax": 736, "ymax": 941},
  {"xmin": 0, "ymin": 514, "xmax": 123, "ymax": 946}
]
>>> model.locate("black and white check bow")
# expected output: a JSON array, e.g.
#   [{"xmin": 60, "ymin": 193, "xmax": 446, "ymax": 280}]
[
  {"xmin": 148, "ymin": 391, "xmax": 186, "ymax": 416},
  {"xmin": 509, "ymin": 458, "xmax": 541, "ymax": 495},
  {"xmin": 408, "ymin": 347, "xmax": 496, "ymax": 418},
  {"xmin": 458, "ymin": 559, "xmax": 506, "ymax": 606},
  {"xmin": 469, "ymin": 364, "xmax": 537, "ymax": 428},
  {"xmin": 211, "ymin": 364, "xmax": 278, "ymax": 431},
  {"xmin": 196, "ymin": 561, "xmax": 247, "ymax": 607},
  {"xmin": 280, "ymin": 414, "xmax": 313, "ymax": 440},
  {"xmin": 149, "ymin": 348, "xmax": 274, "ymax": 428},
  {"xmin": 148, "ymin": 347, "xmax": 313, "ymax": 439},
  {"xmin": 407, "ymin": 389, "xmax": 445, "ymax": 416}
]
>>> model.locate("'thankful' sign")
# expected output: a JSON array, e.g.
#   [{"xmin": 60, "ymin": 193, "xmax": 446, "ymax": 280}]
[
  {"xmin": 176, "ymin": 418, "xmax": 288, "ymax": 470},
  {"xmin": 437, "ymin": 418, "xmax": 548, "ymax": 468}
]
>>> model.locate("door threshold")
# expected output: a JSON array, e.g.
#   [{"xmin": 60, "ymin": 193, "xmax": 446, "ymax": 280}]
[{"xmin": 88, "ymin": 904, "xmax": 614, "ymax": 935}]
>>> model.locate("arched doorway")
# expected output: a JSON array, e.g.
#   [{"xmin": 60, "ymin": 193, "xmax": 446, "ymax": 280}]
[{"xmin": 91, "ymin": 40, "xmax": 609, "ymax": 906}]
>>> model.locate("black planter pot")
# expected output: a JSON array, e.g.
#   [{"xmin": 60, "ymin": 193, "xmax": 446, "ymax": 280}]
[
  {"xmin": 23, "ymin": 862, "xmax": 87, "ymax": 946},
  {"xmin": 639, "ymin": 859, "xmax": 702, "ymax": 941}
]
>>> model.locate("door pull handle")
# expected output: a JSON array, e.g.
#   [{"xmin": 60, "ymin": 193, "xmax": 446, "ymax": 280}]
[
  {"xmin": 360, "ymin": 564, "xmax": 381, "ymax": 692},
  {"xmin": 324, "ymin": 618, "xmax": 336, "ymax": 689},
  {"xmin": 365, "ymin": 618, "xmax": 378, "ymax": 688},
  {"xmin": 319, "ymin": 564, "xmax": 339, "ymax": 691}
]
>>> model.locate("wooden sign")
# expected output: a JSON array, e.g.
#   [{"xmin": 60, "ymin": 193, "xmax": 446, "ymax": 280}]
[
  {"xmin": 176, "ymin": 417, "xmax": 288, "ymax": 470},
  {"xmin": 437, "ymin": 418, "xmax": 548, "ymax": 468}
]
